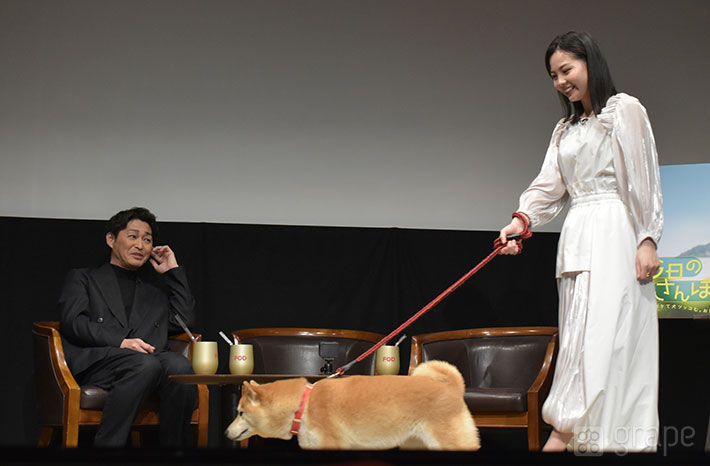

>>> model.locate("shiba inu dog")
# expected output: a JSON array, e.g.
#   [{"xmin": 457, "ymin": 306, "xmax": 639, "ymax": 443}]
[{"xmin": 225, "ymin": 360, "xmax": 480, "ymax": 450}]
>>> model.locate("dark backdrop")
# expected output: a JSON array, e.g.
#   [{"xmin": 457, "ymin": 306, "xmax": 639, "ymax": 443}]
[{"xmin": 1, "ymin": 216, "xmax": 707, "ymax": 451}]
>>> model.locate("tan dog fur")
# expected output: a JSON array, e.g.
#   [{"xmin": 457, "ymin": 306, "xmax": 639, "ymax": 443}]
[{"xmin": 225, "ymin": 360, "xmax": 480, "ymax": 450}]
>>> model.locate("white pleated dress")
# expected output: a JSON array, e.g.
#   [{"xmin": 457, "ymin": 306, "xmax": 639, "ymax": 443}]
[{"xmin": 517, "ymin": 93, "xmax": 663, "ymax": 452}]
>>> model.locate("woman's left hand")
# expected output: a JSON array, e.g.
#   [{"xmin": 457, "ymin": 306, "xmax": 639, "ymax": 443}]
[{"xmin": 636, "ymin": 238, "xmax": 660, "ymax": 281}]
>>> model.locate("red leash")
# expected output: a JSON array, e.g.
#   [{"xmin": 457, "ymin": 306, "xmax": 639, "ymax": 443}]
[{"xmin": 332, "ymin": 215, "xmax": 531, "ymax": 377}]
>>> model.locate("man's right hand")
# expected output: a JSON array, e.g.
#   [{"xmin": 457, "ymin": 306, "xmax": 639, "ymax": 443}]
[{"xmin": 120, "ymin": 338, "xmax": 155, "ymax": 353}]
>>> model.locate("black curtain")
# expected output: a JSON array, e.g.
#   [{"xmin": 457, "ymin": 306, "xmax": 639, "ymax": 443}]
[{"xmin": 1, "ymin": 216, "xmax": 706, "ymax": 451}]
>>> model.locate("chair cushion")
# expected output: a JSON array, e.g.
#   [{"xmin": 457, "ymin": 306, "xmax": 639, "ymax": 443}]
[
  {"xmin": 464, "ymin": 387, "xmax": 527, "ymax": 412},
  {"xmin": 79, "ymin": 386, "xmax": 110, "ymax": 410},
  {"xmin": 80, "ymin": 386, "xmax": 159, "ymax": 411}
]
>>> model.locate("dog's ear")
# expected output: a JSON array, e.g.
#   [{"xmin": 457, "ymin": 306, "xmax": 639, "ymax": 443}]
[{"xmin": 242, "ymin": 381, "xmax": 261, "ymax": 405}]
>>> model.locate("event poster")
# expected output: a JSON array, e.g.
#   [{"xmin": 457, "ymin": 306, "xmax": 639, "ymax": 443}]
[{"xmin": 655, "ymin": 163, "xmax": 710, "ymax": 318}]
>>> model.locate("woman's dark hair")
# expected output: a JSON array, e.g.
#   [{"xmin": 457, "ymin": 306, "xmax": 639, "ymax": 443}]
[
  {"xmin": 545, "ymin": 31, "xmax": 617, "ymax": 124},
  {"xmin": 105, "ymin": 207, "xmax": 158, "ymax": 240}
]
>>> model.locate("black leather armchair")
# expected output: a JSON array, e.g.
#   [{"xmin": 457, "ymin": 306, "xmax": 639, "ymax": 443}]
[
  {"xmin": 32, "ymin": 321, "xmax": 209, "ymax": 447},
  {"xmin": 409, "ymin": 327, "xmax": 558, "ymax": 451}
]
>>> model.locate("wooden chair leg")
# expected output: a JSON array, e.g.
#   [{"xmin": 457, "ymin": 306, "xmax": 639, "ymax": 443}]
[
  {"xmin": 196, "ymin": 424, "xmax": 208, "ymax": 447},
  {"xmin": 62, "ymin": 422, "xmax": 79, "ymax": 448},
  {"xmin": 527, "ymin": 411, "xmax": 541, "ymax": 451},
  {"xmin": 196, "ymin": 384, "xmax": 209, "ymax": 447},
  {"xmin": 130, "ymin": 431, "xmax": 141, "ymax": 447},
  {"xmin": 63, "ymin": 390, "xmax": 81, "ymax": 447},
  {"xmin": 38, "ymin": 427, "xmax": 54, "ymax": 447}
]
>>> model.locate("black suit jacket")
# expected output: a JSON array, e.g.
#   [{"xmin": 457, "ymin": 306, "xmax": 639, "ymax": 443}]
[{"xmin": 58, "ymin": 263, "xmax": 195, "ymax": 376}]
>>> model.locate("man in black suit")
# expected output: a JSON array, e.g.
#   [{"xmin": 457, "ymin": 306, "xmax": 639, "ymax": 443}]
[{"xmin": 58, "ymin": 207, "xmax": 197, "ymax": 447}]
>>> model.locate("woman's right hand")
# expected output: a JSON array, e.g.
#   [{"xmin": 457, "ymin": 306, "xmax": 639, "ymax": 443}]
[{"xmin": 498, "ymin": 216, "xmax": 526, "ymax": 255}]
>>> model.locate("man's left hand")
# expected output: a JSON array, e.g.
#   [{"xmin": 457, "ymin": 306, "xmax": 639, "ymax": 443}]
[{"xmin": 150, "ymin": 245, "xmax": 179, "ymax": 274}]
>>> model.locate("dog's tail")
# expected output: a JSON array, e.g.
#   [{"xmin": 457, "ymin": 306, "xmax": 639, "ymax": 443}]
[{"xmin": 410, "ymin": 360, "xmax": 465, "ymax": 395}]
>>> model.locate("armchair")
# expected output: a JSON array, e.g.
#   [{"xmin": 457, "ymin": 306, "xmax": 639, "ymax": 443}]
[
  {"xmin": 32, "ymin": 321, "xmax": 209, "ymax": 447},
  {"xmin": 409, "ymin": 327, "xmax": 558, "ymax": 451}
]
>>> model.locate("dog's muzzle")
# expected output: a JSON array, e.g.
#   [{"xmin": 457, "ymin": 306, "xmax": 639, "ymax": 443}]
[{"xmin": 225, "ymin": 427, "xmax": 249, "ymax": 441}]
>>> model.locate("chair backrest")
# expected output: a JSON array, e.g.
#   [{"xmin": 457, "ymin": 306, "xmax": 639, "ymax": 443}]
[
  {"xmin": 412, "ymin": 327, "xmax": 558, "ymax": 390},
  {"xmin": 232, "ymin": 328, "xmax": 385, "ymax": 376}
]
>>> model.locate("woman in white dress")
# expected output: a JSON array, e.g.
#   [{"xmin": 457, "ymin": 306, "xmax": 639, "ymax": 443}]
[{"xmin": 498, "ymin": 31, "xmax": 663, "ymax": 453}]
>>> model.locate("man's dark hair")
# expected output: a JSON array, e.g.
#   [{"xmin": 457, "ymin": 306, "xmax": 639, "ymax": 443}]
[
  {"xmin": 545, "ymin": 31, "xmax": 618, "ymax": 125},
  {"xmin": 105, "ymin": 207, "xmax": 158, "ymax": 240}
]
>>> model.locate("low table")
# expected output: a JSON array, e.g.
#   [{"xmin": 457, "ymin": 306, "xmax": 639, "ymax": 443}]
[
  {"xmin": 171, "ymin": 373, "xmax": 328, "ymax": 385},
  {"xmin": 170, "ymin": 373, "xmax": 329, "ymax": 447}
]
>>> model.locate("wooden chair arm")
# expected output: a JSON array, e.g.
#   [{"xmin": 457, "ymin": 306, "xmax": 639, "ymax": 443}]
[
  {"xmin": 33, "ymin": 321, "xmax": 81, "ymax": 394},
  {"xmin": 527, "ymin": 333, "xmax": 558, "ymax": 395},
  {"xmin": 33, "ymin": 321, "xmax": 82, "ymax": 445},
  {"xmin": 407, "ymin": 336, "xmax": 423, "ymax": 374},
  {"xmin": 169, "ymin": 332, "xmax": 202, "ymax": 343}
]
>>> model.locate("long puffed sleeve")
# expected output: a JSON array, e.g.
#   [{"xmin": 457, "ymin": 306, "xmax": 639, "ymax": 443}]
[
  {"xmin": 518, "ymin": 120, "xmax": 570, "ymax": 228},
  {"xmin": 598, "ymin": 93, "xmax": 664, "ymax": 246}
]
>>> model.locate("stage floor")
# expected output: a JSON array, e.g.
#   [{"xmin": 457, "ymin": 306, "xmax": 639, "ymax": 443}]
[{"xmin": 2, "ymin": 447, "xmax": 708, "ymax": 466}]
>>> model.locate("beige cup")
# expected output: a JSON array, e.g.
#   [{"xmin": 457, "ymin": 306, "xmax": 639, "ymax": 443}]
[
  {"xmin": 192, "ymin": 341, "xmax": 219, "ymax": 375},
  {"xmin": 375, "ymin": 345, "xmax": 400, "ymax": 375},
  {"xmin": 229, "ymin": 344, "xmax": 254, "ymax": 375}
]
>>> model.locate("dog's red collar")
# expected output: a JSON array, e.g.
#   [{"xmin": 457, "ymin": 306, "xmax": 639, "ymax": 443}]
[{"xmin": 290, "ymin": 383, "xmax": 314, "ymax": 435}]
